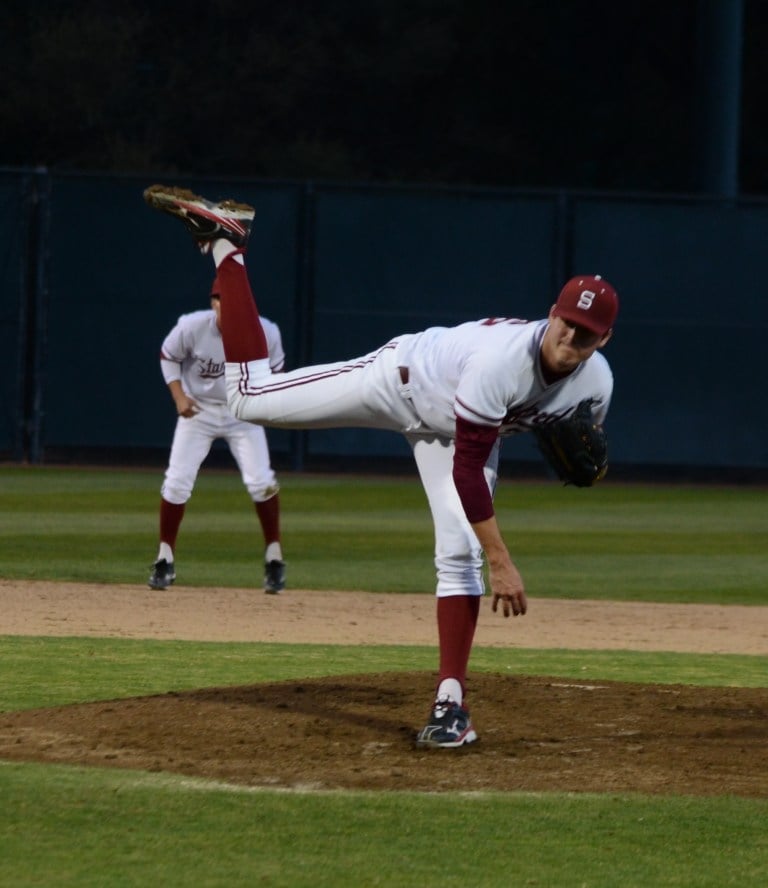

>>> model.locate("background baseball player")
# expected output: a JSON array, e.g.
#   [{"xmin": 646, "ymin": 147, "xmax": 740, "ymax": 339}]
[
  {"xmin": 145, "ymin": 184, "xmax": 618, "ymax": 749},
  {"xmin": 148, "ymin": 279, "xmax": 287, "ymax": 594}
]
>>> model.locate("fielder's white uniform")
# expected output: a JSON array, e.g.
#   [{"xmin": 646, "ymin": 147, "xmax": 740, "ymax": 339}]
[
  {"xmin": 225, "ymin": 317, "xmax": 612, "ymax": 597},
  {"xmin": 160, "ymin": 308, "xmax": 285, "ymax": 505}
]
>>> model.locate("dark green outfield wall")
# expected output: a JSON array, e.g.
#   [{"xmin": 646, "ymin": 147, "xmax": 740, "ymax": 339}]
[{"xmin": 2, "ymin": 169, "xmax": 766, "ymax": 474}]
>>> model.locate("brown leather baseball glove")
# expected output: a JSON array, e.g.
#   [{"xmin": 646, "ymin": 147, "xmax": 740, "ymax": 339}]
[{"xmin": 533, "ymin": 399, "xmax": 608, "ymax": 487}]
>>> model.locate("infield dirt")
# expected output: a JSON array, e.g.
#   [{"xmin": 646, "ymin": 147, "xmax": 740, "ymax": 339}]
[{"xmin": 1, "ymin": 581, "xmax": 766, "ymax": 797}]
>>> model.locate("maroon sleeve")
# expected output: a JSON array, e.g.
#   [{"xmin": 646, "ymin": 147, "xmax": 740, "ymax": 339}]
[{"xmin": 452, "ymin": 416, "xmax": 499, "ymax": 523}]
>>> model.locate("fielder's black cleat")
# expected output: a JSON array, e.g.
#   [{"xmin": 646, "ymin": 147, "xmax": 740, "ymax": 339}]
[
  {"xmin": 264, "ymin": 559, "xmax": 286, "ymax": 595},
  {"xmin": 148, "ymin": 558, "xmax": 176, "ymax": 590},
  {"xmin": 415, "ymin": 695, "xmax": 478, "ymax": 748},
  {"xmin": 144, "ymin": 184, "xmax": 254, "ymax": 249}
]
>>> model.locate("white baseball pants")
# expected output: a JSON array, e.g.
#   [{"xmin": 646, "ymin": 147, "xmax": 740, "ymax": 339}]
[
  {"xmin": 161, "ymin": 400, "xmax": 278, "ymax": 504},
  {"xmin": 225, "ymin": 343, "xmax": 499, "ymax": 597}
]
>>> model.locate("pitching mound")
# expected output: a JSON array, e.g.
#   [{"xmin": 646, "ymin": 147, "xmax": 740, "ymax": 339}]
[{"xmin": 1, "ymin": 671, "xmax": 765, "ymax": 796}]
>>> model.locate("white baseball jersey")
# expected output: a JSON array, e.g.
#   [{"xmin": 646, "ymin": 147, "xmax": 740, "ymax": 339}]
[
  {"xmin": 161, "ymin": 309, "xmax": 284, "ymax": 400},
  {"xmin": 394, "ymin": 317, "xmax": 612, "ymax": 437},
  {"xmin": 159, "ymin": 309, "xmax": 284, "ymax": 506}
]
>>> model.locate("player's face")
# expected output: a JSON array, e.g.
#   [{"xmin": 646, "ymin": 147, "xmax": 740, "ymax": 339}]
[{"xmin": 541, "ymin": 311, "xmax": 612, "ymax": 374}]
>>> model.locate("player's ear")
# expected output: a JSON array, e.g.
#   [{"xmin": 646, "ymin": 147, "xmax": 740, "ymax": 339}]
[{"xmin": 598, "ymin": 329, "xmax": 613, "ymax": 347}]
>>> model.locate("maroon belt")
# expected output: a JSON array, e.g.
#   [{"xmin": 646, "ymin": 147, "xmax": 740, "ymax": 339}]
[{"xmin": 398, "ymin": 366, "xmax": 409, "ymax": 384}]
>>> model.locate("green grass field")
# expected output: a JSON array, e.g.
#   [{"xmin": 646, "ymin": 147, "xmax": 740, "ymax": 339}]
[
  {"xmin": 1, "ymin": 464, "xmax": 767, "ymax": 886},
  {"xmin": 1, "ymin": 464, "xmax": 766, "ymax": 603}
]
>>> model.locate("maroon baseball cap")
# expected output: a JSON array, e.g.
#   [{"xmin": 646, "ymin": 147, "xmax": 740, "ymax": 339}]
[{"xmin": 552, "ymin": 274, "xmax": 619, "ymax": 335}]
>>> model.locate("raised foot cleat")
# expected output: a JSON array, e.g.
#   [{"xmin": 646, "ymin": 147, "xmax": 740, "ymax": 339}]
[
  {"xmin": 143, "ymin": 184, "xmax": 254, "ymax": 249},
  {"xmin": 415, "ymin": 695, "xmax": 478, "ymax": 749}
]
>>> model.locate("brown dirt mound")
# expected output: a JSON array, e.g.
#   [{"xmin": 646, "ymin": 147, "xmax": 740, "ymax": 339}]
[
  {"xmin": 2, "ymin": 671, "xmax": 766, "ymax": 797},
  {"xmin": 3, "ymin": 581, "xmax": 767, "ymax": 796}
]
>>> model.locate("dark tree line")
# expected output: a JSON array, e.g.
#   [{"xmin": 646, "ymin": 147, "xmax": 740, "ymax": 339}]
[{"xmin": 3, "ymin": 0, "xmax": 767, "ymax": 195}]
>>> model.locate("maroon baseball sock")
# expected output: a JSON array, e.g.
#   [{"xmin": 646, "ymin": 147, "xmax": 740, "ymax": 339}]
[
  {"xmin": 159, "ymin": 498, "xmax": 185, "ymax": 554},
  {"xmin": 215, "ymin": 252, "xmax": 269, "ymax": 363},
  {"xmin": 255, "ymin": 495, "xmax": 281, "ymax": 547},
  {"xmin": 436, "ymin": 594, "xmax": 481, "ymax": 697}
]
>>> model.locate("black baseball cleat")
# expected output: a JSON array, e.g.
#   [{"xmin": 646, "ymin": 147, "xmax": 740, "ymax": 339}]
[
  {"xmin": 148, "ymin": 558, "xmax": 176, "ymax": 590},
  {"xmin": 264, "ymin": 559, "xmax": 286, "ymax": 595},
  {"xmin": 415, "ymin": 695, "xmax": 478, "ymax": 748},
  {"xmin": 143, "ymin": 184, "xmax": 254, "ymax": 249}
]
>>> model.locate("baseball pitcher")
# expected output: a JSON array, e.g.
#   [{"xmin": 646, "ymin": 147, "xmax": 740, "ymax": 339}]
[{"xmin": 144, "ymin": 184, "xmax": 618, "ymax": 749}]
